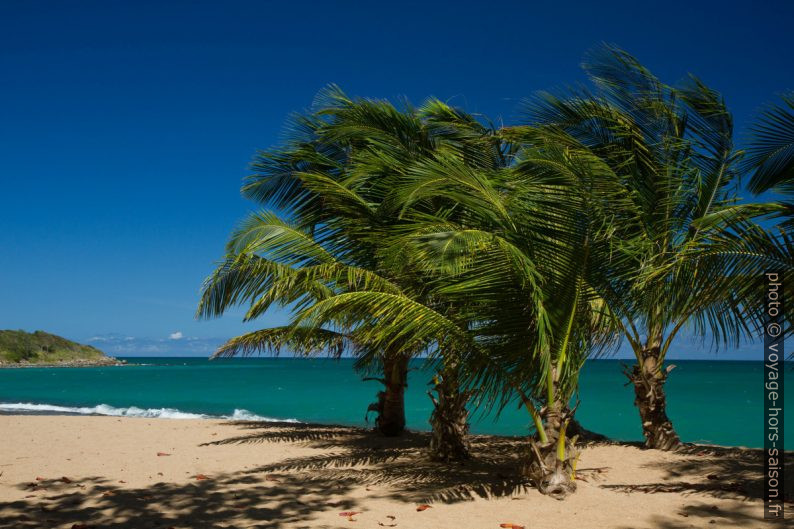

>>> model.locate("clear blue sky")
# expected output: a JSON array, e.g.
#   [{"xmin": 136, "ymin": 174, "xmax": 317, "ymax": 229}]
[{"xmin": 1, "ymin": 1, "xmax": 791, "ymax": 357}]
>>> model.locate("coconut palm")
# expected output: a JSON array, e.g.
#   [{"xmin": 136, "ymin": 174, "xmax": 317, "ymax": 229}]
[
  {"xmin": 199, "ymin": 88, "xmax": 632, "ymax": 497},
  {"xmin": 364, "ymin": 130, "xmax": 627, "ymax": 497},
  {"xmin": 198, "ymin": 89, "xmax": 504, "ymax": 456},
  {"xmin": 525, "ymin": 46, "xmax": 778, "ymax": 450}
]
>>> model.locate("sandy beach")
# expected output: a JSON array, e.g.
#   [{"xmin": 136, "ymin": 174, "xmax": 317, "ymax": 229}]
[{"xmin": 0, "ymin": 415, "xmax": 787, "ymax": 528}]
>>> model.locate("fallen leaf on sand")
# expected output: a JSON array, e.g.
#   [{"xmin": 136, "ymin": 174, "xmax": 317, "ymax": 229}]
[
  {"xmin": 60, "ymin": 477, "xmax": 72, "ymax": 483},
  {"xmin": 35, "ymin": 477, "xmax": 45, "ymax": 481},
  {"xmin": 118, "ymin": 480, "xmax": 126, "ymax": 484},
  {"xmin": 339, "ymin": 511, "xmax": 361, "ymax": 517},
  {"xmin": 386, "ymin": 516, "xmax": 396, "ymax": 520},
  {"xmin": 416, "ymin": 505, "xmax": 432, "ymax": 512},
  {"xmin": 500, "ymin": 524, "xmax": 525, "ymax": 529},
  {"xmin": 194, "ymin": 474, "xmax": 210, "ymax": 480},
  {"xmin": 378, "ymin": 523, "xmax": 397, "ymax": 527},
  {"xmin": 101, "ymin": 491, "xmax": 115, "ymax": 497},
  {"xmin": 157, "ymin": 452, "xmax": 171, "ymax": 457}
]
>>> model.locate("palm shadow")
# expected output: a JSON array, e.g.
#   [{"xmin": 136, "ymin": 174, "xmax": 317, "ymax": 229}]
[
  {"xmin": 0, "ymin": 422, "xmax": 535, "ymax": 528},
  {"xmin": 614, "ymin": 502, "xmax": 774, "ymax": 528},
  {"xmin": 0, "ymin": 471, "xmax": 359, "ymax": 528},
  {"xmin": 601, "ymin": 444, "xmax": 794, "ymax": 502},
  {"xmin": 210, "ymin": 420, "xmax": 534, "ymax": 503}
]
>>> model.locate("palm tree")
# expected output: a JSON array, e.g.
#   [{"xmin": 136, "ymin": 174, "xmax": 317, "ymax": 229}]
[
  {"xmin": 198, "ymin": 89, "xmax": 502, "ymax": 456},
  {"xmin": 199, "ymin": 88, "xmax": 628, "ymax": 497},
  {"xmin": 369, "ymin": 131, "xmax": 625, "ymax": 497},
  {"xmin": 196, "ymin": 210, "xmax": 425, "ymax": 436},
  {"xmin": 525, "ymin": 46, "xmax": 777, "ymax": 450}
]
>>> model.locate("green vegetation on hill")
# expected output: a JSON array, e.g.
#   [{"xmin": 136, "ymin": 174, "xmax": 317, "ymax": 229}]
[{"xmin": 0, "ymin": 330, "xmax": 114, "ymax": 365}]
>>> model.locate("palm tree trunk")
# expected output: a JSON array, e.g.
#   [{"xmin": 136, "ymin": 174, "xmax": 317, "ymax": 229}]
[
  {"xmin": 428, "ymin": 363, "xmax": 471, "ymax": 462},
  {"xmin": 524, "ymin": 396, "xmax": 578, "ymax": 499},
  {"xmin": 375, "ymin": 352, "xmax": 409, "ymax": 436},
  {"xmin": 626, "ymin": 346, "xmax": 681, "ymax": 450}
]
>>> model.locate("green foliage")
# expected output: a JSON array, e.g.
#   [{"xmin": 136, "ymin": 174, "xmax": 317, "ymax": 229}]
[
  {"xmin": 745, "ymin": 92, "xmax": 794, "ymax": 229},
  {"xmin": 0, "ymin": 330, "xmax": 108, "ymax": 364},
  {"xmin": 525, "ymin": 45, "xmax": 791, "ymax": 359},
  {"xmin": 197, "ymin": 45, "xmax": 793, "ymax": 467}
]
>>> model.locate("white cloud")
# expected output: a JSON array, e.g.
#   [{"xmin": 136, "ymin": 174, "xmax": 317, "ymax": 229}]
[{"xmin": 169, "ymin": 331, "xmax": 184, "ymax": 340}]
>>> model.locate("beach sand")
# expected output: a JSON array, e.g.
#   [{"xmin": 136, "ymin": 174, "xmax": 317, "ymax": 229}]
[{"xmin": 0, "ymin": 415, "xmax": 788, "ymax": 528}]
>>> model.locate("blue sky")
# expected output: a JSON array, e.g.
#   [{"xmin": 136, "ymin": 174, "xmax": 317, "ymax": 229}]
[{"xmin": 1, "ymin": 1, "xmax": 791, "ymax": 357}]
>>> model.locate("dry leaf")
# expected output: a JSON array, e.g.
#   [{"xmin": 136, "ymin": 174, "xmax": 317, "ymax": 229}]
[
  {"xmin": 499, "ymin": 524, "xmax": 525, "ymax": 529},
  {"xmin": 194, "ymin": 474, "xmax": 210, "ymax": 480},
  {"xmin": 157, "ymin": 452, "xmax": 171, "ymax": 457},
  {"xmin": 339, "ymin": 511, "xmax": 361, "ymax": 517},
  {"xmin": 416, "ymin": 505, "xmax": 432, "ymax": 512}
]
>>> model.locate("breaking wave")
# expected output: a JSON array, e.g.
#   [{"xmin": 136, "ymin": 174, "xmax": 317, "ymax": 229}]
[{"xmin": 0, "ymin": 402, "xmax": 300, "ymax": 422}]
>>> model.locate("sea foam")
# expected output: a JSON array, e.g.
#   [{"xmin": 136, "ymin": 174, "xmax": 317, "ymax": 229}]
[{"xmin": 0, "ymin": 402, "xmax": 299, "ymax": 423}]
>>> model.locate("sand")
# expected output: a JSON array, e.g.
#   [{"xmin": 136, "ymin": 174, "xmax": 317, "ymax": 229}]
[{"xmin": 0, "ymin": 415, "xmax": 788, "ymax": 528}]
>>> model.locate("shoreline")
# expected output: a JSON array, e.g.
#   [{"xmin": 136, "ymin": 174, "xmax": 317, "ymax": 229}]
[
  {"xmin": 0, "ymin": 415, "xmax": 789, "ymax": 528},
  {"xmin": 0, "ymin": 358, "xmax": 126, "ymax": 369}
]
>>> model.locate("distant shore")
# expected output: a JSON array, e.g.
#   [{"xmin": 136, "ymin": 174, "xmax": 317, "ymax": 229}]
[
  {"xmin": 0, "ymin": 415, "xmax": 787, "ymax": 528},
  {"xmin": 0, "ymin": 358, "xmax": 126, "ymax": 368}
]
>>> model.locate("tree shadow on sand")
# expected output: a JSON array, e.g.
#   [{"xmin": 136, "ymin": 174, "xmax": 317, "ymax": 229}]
[
  {"xmin": 0, "ymin": 471, "xmax": 360, "ymax": 529},
  {"xmin": 601, "ymin": 444, "xmax": 793, "ymax": 503},
  {"xmin": 0, "ymin": 422, "xmax": 535, "ymax": 528},
  {"xmin": 205, "ymin": 421, "xmax": 534, "ymax": 503},
  {"xmin": 3, "ymin": 423, "xmax": 789, "ymax": 528},
  {"xmin": 614, "ymin": 502, "xmax": 775, "ymax": 528}
]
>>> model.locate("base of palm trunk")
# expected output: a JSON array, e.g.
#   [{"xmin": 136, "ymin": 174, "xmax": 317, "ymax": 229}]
[
  {"xmin": 523, "ymin": 401, "xmax": 579, "ymax": 500},
  {"xmin": 626, "ymin": 362, "xmax": 681, "ymax": 451},
  {"xmin": 428, "ymin": 375, "xmax": 471, "ymax": 462},
  {"xmin": 524, "ymin": 437, "xmax": 578, "ymax": 499}
]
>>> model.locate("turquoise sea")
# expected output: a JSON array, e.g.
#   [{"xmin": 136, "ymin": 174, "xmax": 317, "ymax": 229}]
[{"xmin": 0, "ymin": 358, "xmax": 789, "ymax": 449}]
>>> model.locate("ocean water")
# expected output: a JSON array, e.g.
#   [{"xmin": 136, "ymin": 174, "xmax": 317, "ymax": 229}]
[{"xmin": 0, "ymin": 357, "xmax": 789, "ymax": 449}]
